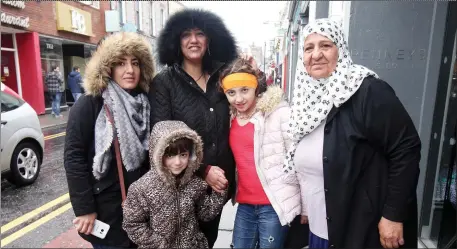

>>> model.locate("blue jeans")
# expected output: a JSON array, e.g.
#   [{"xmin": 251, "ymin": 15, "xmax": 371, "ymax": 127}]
[
  {"xmin": 232, "ymin": 204, "xmax": 289, "ymax": 248},
  {"xmin": 72, "ymin": 92, "xmax": 82, "ymax": 102},
  {"xmin": 51, "ymin": 92, "xmax": 62, "ymax": 115}
]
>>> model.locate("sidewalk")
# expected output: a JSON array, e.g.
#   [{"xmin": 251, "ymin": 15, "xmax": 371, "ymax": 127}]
[
  {"xmin": 42, "ymin": 203, "xmax": 237, "ymax": 248},
  {"xmin": 39, "ymin": 110, "xmax": 69, "ymax": 129}
]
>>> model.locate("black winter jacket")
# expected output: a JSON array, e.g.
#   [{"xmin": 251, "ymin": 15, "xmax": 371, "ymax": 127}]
[
  {"xmin": 148, "ymin": 63, "xmax": 236, "ymax": 197},
  {"xmin": 317, "ymin": 76, "xmax": 421, "ymax": 248},
  {"xmin": 64, "ymin": 95, "xmax": 149, "ymax": 247}
]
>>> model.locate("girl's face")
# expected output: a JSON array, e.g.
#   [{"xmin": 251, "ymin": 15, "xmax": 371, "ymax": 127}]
[
  {"xmin": 225, "ymin": 86, "xmax": 257, "ymax": 114},
  {"xmin": 163, "ymin": 151, "xmax": 189, "ymax": 175}
]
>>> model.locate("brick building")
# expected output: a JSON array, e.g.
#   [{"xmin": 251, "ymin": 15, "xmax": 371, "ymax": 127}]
[{"xmin": 1, "ymin": 0, "xmax": 109, "ymax": 114}]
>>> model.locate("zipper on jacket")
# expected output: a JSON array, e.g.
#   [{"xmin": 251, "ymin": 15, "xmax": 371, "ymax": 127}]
[{"xmin": 175, "ymin": 183, "xmax": 181, "ymax": 247}]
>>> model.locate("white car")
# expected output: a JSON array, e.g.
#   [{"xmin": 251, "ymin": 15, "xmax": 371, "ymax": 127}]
[{"xmin": 1, "ymin": 83, "xmax": 44, "ymax": 186}]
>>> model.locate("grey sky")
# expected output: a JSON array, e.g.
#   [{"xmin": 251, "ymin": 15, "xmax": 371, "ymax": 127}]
[{"xmin": 181, "ymin": 1, "xmax": 286, "ymax": 50}]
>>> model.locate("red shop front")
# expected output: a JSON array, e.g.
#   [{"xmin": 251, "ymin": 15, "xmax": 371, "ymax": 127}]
[{"xmin": 1, "ymin": 30, "xmax": 45, "ymax": 114}]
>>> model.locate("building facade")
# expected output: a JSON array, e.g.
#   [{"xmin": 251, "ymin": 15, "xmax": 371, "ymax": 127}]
[
  {"xmin": 280, "ymin": 1, "xmax": 457, "ymax": 248},
  {"xmin": 1, "ymin": 0, "xmax": 109, "ymax": 114}
]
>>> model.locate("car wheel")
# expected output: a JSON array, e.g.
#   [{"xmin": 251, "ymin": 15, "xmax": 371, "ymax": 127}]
[{"xmin": 7, "ymin": 142, "xmax": 41, "ymax": 186}]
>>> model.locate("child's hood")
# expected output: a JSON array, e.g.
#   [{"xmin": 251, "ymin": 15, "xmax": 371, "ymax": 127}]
[
  {"xmin": 149, "ymin": 121, "xmax": 204, "ymax": 186},
  {"xmin": 256, "ymin": 85, "xmax": 288, "ymax": 116}
]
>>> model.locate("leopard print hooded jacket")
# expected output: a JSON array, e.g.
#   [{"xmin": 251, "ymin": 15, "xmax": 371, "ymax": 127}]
[{"xmin": 122, "ymin": 121, "xmax": 227, "ymax": 249}]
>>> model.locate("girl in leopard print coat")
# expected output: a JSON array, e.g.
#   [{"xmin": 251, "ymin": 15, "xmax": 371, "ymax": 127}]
[{"xmin": 122, "ymin": 121, "xmax": 227, "ymax": 249}]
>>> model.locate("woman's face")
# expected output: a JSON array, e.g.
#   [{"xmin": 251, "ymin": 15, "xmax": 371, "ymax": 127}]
[
  {"xmin": 303, "ymin": 33, "xmax": 339, "ymax": 79},
  {"xmin": 225, "ymin": 86, "xmax": 257, "ymax": 113},
  {"xmin": 112, "ymin": 55, "xmax": 141, "ymax": 90},
  {"xmin": 180, "ymin": 28, "xmax": 208, "ymax": 63}
]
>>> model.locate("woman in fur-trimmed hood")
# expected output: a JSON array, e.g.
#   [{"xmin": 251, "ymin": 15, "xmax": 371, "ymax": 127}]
[
  {"xmin": 149, "ymin": 8, "xmax": 239, "ymax": 248},
  {"xmin": 64, "ymin": 32, "xmax": 155, "ymax": 248},
  {"xmin": 122, "ymin": 121, "xmax": 227, "ymax": 249}
]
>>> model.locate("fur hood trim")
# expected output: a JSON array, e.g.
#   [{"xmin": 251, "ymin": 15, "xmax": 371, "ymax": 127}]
[
  {"xmin": 149, "ymin": 121, "xmax": 204, "ymax": 186},
  {"xmin": 83, "ymin": 32, "xmax": 155, "ymax": 96},
  {"xmin": 256, "ymin": 85, "xmax": 287, "ymax": 115},
  {"xmin": 157, "ymin": 8, "xmax": 237, "ymax": 66}
]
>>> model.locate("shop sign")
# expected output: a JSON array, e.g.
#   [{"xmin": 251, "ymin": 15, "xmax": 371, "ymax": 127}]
[
  {"xmin": 56, "ymin": 2, "xmax": 93, "ymax": 36},
  {"xmin": 1, "ymin": 12, "xmax": 29, "ymax": 28},
  {"xmin": 1, "ymin": 0, "xmax": 25, "ymax": 9}
]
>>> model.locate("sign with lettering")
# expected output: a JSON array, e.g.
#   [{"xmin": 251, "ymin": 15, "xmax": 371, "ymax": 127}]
[
  {"xmin": 56, "ymin": 2, "xmax": 93, "ymax": 36},
  {"xmin": 0, "ymin": 12, "xmax": 29, "ymax": 28},
  {"xmin": 1, "ymin": 0, "xmax": 25, "ymax": 9}
]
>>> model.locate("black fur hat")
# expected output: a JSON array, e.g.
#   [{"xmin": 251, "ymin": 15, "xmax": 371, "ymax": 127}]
[{"xmin": 157, "ymin": 9, "xmax": 238, "ymax": 67}]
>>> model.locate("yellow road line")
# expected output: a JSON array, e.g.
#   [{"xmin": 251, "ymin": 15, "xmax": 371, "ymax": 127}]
[
  {"xmin": 1, "ymin": 193, "xmax": 69, "ymax": 234},
  {"xmin": 44, "ymin": 132, "xmax": 66, "ymax": 140},
  {"xmin": 1, "ymin": 203, "xmax": 72, "ymax": 247}
]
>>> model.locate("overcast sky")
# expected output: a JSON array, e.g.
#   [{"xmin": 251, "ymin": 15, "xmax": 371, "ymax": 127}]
[{"xmin": 181, "ymin": 1, "xmax": 286, "ymax": 50}]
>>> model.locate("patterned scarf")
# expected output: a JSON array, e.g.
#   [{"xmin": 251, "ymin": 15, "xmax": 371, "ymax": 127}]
[
  {"xmin": 283, "ymin": 18, "xmax": 379, "ymax": 174},
  {"xmin": 93, "ymin": 81, "xmax": 150, "ymax": 179}
]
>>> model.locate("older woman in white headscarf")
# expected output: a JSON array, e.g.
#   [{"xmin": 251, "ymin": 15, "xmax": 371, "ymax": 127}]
[{"xmin": 285, "ymin": 19, "xmax": 421, "ymax": 249}]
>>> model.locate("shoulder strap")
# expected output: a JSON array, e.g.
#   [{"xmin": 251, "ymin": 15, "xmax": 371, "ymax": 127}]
[{"xmin": 104, "ymin": 104, "xmax": 127, "ymax": 204}]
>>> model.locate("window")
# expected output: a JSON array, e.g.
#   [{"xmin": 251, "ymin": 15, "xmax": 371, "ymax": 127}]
[
  {"xmin": 150, "ymin": 2, "xmax": 154, "ymax": 36},
  {"xmin": 1, "ymin": 91, "xmax": 24, "ymax": 113},
  {"xmin": 119, "ymin": 1, "xmax": 126, "ymax": 24},
  {"xmin": 79, "ymin": 1, "xmax": 100, "ymax": 9},
  {"xmin": 160, "ymin": 8, "xmax": 164, "ymax": 30},
  {"xmin": 135, "ymin": 1, "xmax": 140, "ymax": 28}
]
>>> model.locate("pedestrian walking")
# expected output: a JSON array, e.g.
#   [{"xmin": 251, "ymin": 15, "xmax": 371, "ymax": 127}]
[
  {"xmin": 67, "ymin": 66, "xmax": 83, "ymax": 102},
  {"xmin": 122, "ymin": 121, "xmax": 227, "ymax": 248},
  {"xmin": 64, "ymin": 32, "xmax": 155, "ymax": 249},
  {"xmin": 45, "ymin": 65, "xmax": 64, "ymax": 118},
  {"xmin": 220, "ymin": 57, "xmax": 301, "ymax": 249},
  {"xmin": 149, "ymin": 9, "xmax": 238, "ymax": 248},
  {"xmin": 286, "ymin": 18, "xmax": 421, "ymax": 248}
]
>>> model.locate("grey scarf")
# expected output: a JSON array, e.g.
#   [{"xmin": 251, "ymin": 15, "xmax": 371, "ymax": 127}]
[{"xmin": 92, "ymin": 81, "xmax": 150, "ymax": 179}]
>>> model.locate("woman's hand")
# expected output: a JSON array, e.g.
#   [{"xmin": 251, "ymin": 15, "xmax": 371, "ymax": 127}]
[
  {"xmin": 73, "ymin": 212, "xmax": 97, "ymax": 235},
  {"xmin": 300, "ymin": 215, "xmax": 308, "ymax": 224},
  {"xmin": 378, "ymin": 217, "xmax": 404, "ymax": 248},
  {"xmin": 205, "ymin": 166, "xmax": 228, "ymax": 194}
]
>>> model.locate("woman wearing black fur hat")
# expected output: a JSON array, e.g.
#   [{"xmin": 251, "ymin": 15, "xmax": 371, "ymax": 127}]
[{"xmin": 148, "ymin": 9, "xmax": 241, "ymax": 248}]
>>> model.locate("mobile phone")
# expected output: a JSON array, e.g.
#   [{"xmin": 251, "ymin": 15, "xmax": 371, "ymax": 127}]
[{"xmin": 91, "ymin": 219, "xmax": 110, "ymax": 239}]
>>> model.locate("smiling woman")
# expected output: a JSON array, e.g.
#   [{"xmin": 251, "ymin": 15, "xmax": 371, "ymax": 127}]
[{"xmin": 64, "ymin": 32, "xmax": 155, "ymax": 249}]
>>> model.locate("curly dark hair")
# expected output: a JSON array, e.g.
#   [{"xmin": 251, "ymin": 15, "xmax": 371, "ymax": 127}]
[
  {"xmin": 219, "ymin": 58, "xmax": 267, "ymax": 96},
  {"xmin": 157, "ymin": 9, "xmax": 238, "ymax": 73}
]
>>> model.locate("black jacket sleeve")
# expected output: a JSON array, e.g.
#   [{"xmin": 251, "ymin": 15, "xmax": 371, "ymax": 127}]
[
  {"xmin": 362, "ymin": 78, "xmax": 421, "ymax": 222},
  {"xmin": 64, "ymin": 95, "xmax": 98, "ymax": 216},
  {"xmin": 148, "ymin": 71, "xmax": 172, "ymax": 127}
]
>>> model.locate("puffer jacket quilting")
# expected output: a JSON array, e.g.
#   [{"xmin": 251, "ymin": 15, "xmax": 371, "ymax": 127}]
[{"xmin": 122, "ymin": 121, "xmax": 227, "ymax": 249}]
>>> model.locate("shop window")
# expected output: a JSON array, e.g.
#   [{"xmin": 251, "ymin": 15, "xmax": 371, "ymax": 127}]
[{"xmin": 39, "ymin": 37, "xmax": 65, "ymax": 110}]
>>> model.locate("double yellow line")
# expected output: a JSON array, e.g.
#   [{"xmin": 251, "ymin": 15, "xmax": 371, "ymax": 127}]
[
  {"xmin": 1, "ymin": 193, "xmax": 73, "ymax": 246},
  {"xmin": 1, "ymin": 131, "xmax": 71, "ymax": 246},
  {"xmin": 44, "ymin": 132, "xmax": 66, "ymax": 141}
]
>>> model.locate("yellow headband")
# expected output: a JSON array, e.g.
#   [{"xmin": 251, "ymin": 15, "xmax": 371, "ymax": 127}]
[{"xmin": 221, "ymin": 73, "xmax": 258, "ymax": 93}]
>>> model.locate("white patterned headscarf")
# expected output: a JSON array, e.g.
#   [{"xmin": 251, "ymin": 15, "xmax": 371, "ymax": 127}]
[{"xmin": 283, "ymin": 18, "xmax": 379, "ymax": 174}]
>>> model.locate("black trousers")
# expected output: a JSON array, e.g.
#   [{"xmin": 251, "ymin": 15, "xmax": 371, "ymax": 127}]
[
  {"xmin": 199, "ymin": 212, "xmax": 223, "ymax": 248},
  {"xmin": 284, "ymin": 216, "xmax": 310, "ymax": 249}
]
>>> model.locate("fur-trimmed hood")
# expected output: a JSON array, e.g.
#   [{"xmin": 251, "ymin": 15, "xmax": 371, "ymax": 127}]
[
  {"xmin": 256, "ymin": 85, "xmax": 288, "ymax": 115},
  {"xmin": 83, "ymin": 32, "xmax": 155, "ymax": 96},
  {"xmin": 149, "ymin": 121, "xmax": 204, "ymax": 186},
  {"xmin": 157, "ymin": 8, "xmax": 237, "ymax": 66}
]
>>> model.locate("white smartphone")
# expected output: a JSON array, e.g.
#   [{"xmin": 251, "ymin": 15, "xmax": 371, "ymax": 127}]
[{"xmin": 91, "ymin": 219, "xmax": 110, "ymax": 239}]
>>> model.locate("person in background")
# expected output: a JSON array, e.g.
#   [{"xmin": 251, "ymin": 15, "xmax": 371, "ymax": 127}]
[
  {"xmin": 45, "ymin": 65, "xmax": 64, "ymax": 118},
  {"xmin": 68, "ymin": 66, "xmax": 83, "ymax": 102},
  {"xmin": 64, "ymin": 32, "xmax": 155, "ymax": 249},
  {"xmin": 286, "ymin": 18, "xmax": 421, "ymax": 248},
  {"xmin": 123, "ymin": 121, "xmax": 227, "ymax": 248}
]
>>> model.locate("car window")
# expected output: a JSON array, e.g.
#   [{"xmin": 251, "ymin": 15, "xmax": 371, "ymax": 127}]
[{"xmin": 1, "ymin": 91, "xmax": 25, "ymax": 113}]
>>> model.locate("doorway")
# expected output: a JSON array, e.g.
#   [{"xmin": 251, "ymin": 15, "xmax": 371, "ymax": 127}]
[{"xmin": 420, "ymin": 2, "xmax": 457, "ymax": 248}]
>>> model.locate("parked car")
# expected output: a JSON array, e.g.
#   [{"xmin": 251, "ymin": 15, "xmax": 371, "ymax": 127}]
[{"xmin": 1, "ymin": 83, "xmax": 44, "ymax": 186}]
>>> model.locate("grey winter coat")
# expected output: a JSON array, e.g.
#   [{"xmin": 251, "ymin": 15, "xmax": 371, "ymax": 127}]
[{"xmin": 122, "ymin": 121, "xmax": 227, "ymax": 249}]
